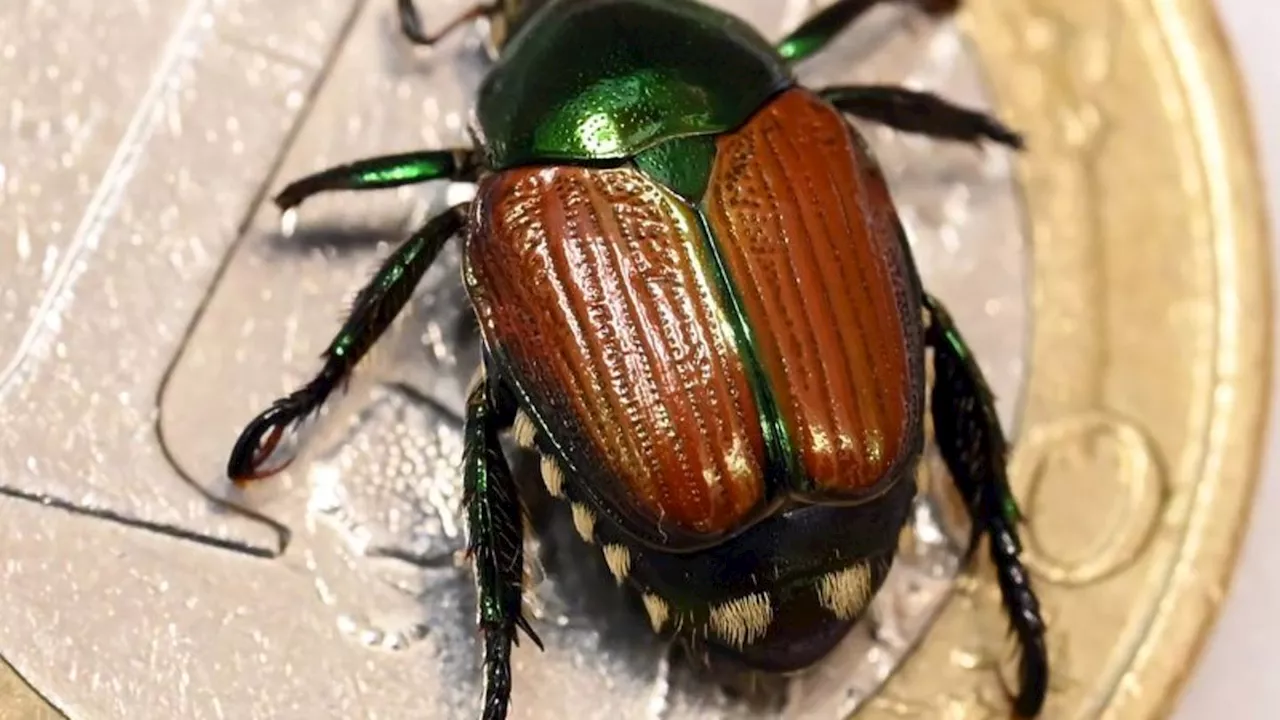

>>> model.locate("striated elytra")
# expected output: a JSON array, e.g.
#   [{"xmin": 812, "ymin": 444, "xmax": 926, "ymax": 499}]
[{"xmin": 224, "ymin": 1, "xmax": 1047, "ymax": 718}]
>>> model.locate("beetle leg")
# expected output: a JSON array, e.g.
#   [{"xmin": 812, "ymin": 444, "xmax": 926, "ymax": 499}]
[
  {"xmin": 226, "ymin": 205, "xmax": 469, "ymax": 484},
  {"xmin": 778, "ymin": 0, "xmax": 958, "ymax": 63},
  {"xmin": 272, "ymin": 148, "xmax": 481, "ymax": 213},
  {"xmin": 923, "ymin": 294, "xmax": 1047, "ymax": 718},
  {"xmin": 463, "ymin": 369, "xmax": 544, "ymax": 720},
  {"xmin": 821, "ymin": 85, "xmax": 1024, "ymax": 149},
  {"xmin": 397, "ymin": 0, "xmax": 501, "ymax": 47}
]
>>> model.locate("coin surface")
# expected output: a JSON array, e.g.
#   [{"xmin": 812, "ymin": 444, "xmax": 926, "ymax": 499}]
[{"xmin": 0, "ymin": 0, "xmax": 1270, "ymax": 718}]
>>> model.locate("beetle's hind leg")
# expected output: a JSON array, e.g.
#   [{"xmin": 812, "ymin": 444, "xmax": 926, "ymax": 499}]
[
  {"xmin": 820, "ymin": 86, "xmax": 1024, "ymax": 149},
  {"xmin": 778, "ymin": 0, "xmax": 959, "ymax": 63},
  {"xmin": 462, "ymin": 367, "xmax": 544, "ymax": 720},
  {"xmin": 923, "ymin": 294, "xmax": 1048, "ymax": 718},
  {"xmin": 273, "ymin": 148, "xmax": 481, "ymax": 214},
  {"xmin": 226, "ymin": 205, "xmax": 468, "ymax": 484}
]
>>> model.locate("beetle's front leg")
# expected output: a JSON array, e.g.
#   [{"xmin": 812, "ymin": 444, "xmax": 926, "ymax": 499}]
[
  {"xmin": 821, "ymin": 86, "xmax": 1024, "ymax": 149},
  {"xmin": 273, "ymin": 148, "xmax": 481, "ymax": 213},
  {"xmin": 923, "ymin": 294, "xmax": 1047, "ymax": 718},
  {"xmin": 226, "ymin": 205, "xmax": 468, "ymax": 484},
  {"xmin": 397, "ymin": 0, "xmax": 502, "ymax": 47},
  {"xmin": 462, "ymin": 369, "xmax": 544, "ymax": 720}
]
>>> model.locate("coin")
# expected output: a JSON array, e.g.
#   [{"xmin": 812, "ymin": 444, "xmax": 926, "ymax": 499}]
[
  {"xmin": 0, "ymin": 659, "xmax": 55, "ymax": 720},
  {"xmin": 0, "ymin": 0, "xmax": 1269, "ymax": 718},
  {"xmin": 860, "ymin": 0, "xmax": 1274, "ymax": 717}
]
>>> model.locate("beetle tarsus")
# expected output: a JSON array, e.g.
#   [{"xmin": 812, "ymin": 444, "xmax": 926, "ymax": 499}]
[
  {"xmin": 272, "ymin": 149, "xmax": 480, "ymax": 212},
  {"xmin": 226, "ymin": 379, "xmax": 332, "ymax": 482},
  {"xmin": 397, "ymin": 0, "xmax": 500, "ymax": 48},
  {"xmin": 463, "ymin": 373, "xmax": 540, "ymax": 720},
  {"xmin": 227, "ymin": 406, "xmax": 299, "ymax": 483},
  {"xmin": 923, "ymin": 294, "xmax": 1048, "ymax": 717},
  {"xmin": 990, "ymin": 514, "xmax": 1049, "ymax": 718},
  {"xmin": 822, "ymin": 85, "xmax": 1025, "ymax": 149}
]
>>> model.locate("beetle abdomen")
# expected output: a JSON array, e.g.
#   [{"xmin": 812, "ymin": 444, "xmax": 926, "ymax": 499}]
[
  {"xmin": 702, "ymin": 88, "xmax": 925, "ymax": 498},
  {"xmin": 465, "ymin": 166, "xmax": 770, "ymax": 542}
]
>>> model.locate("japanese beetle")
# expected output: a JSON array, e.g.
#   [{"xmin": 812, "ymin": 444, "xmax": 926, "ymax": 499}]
[{"xmin": 226, "ymin": 0, "xmax": 1047, "ymax": 718}]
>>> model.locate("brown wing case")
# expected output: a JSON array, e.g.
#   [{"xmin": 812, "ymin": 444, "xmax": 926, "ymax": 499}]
[
  {"xmin": 702, "ymin": 87, "xmax": 924, "ymax": 497},
  {"xmin": 464, "ymin": 165, "xmax": 770, "ymax": 542}
]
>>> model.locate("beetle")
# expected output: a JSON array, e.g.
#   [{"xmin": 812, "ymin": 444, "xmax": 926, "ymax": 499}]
[{"xmin": 225, "ymin": 0, "xmax": 1048, "ymax": 717}]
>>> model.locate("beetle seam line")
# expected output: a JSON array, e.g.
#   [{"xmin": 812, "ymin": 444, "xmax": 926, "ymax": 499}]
[{"xmin": 689, "ymin": 207, "xmax": 804, "ymax": 494}]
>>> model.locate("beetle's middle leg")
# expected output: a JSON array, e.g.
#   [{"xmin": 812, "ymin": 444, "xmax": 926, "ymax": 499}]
[
  {"xmin": 923, "ymin": 293, "xmax": 1048, "ymax": 718},
  {"xmin": 226, "ymin": 205, "xmax": 469, "ymax": 483},
  {"xmin": 820, "ymin": 86, "xmax": 1024, "ymax": 149},
  {"xmin": 462, "ymin": 367, "xmax": 544, "ymax": 720}
]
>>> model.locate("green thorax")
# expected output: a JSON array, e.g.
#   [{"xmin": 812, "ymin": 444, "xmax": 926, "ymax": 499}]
[{"xmin": 475, "ymin": 0, "xmax": 795, "ymax": 169}]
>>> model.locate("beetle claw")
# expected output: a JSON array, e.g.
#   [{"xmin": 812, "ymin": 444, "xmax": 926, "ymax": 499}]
[
  {"xmin": 227, "ymin": 403, "xmax": 302, "ymax": 485},
  {"xmin": 515, "ymin": 615, "xmax": 544, "ymax": 651}
]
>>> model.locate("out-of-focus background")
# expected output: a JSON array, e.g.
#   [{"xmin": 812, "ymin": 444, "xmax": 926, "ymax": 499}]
[{"xmin": 1177, "ymin": 2, "xmax": 1279, "ymax": 719}]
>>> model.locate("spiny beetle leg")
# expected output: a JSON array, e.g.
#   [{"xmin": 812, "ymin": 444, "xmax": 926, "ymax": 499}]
[
  {"xmin": 463, "ymin": 369, "xmax": 543, "ymax": 720},
  {"xmin": 273, "ymin": 148, "xmax": 480, "ymax": 213},
  {"xmin": 226, "ymin": 205, "xmax": 469, "ymax": 484},
  {"xmin": 397, "ymin": 0, "xmax": 502, "ymax": 47},
  {"xmin": 924, "ymin": 294, "xmax": 1047, "ymax": 718},
  {"xmin": 778, "ymin": 0, "xmax": 959, "ymax": 63},
  {"xmin": 821, "ymin": 85, "xmax": 1025, "ymax": 149}
]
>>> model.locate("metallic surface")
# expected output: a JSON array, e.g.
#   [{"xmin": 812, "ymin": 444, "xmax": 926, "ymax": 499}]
[{"xmin": 0, "ymin": 2, "xmax": 1267, "ymax": 720}]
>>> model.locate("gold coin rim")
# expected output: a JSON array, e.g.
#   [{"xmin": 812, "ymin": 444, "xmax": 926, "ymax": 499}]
[
  {"xmin": 1120, "ymin": 2, "xmax": 1273, "ymax": 715},
  {"xmin": 951, "ymin": 0, "xmax": 1273, "ymax": 717}
]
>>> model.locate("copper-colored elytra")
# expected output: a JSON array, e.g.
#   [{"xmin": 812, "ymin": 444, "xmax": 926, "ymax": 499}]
[
  {"xmin": 464, "ymin": 165, "xmax": 769, "ymax": 536},
  {"xmin": 703, "ymin": 87, "xmax": 920, "ymax": 495}
]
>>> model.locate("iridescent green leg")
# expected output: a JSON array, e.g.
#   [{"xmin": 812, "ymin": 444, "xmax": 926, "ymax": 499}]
[
  {"xmin": 822, "ymin": 85, "xmax": 1024, "ymax": 148},
  {"xmin": 273, "ymin": 148, "xmax": 480, "ymax": 212},
  {"xmin": 778, "ymin": 0, "xmax": 959, "ymax": 62},
  {"xmin": 226, "ymin": 205, "xmax": 469, "ymax": 483},
  {"xmin": 924, "ymin": 295, "xmax": 1047, "ymax": 717},
  {"xmin": 463, "ymin": 370, "xmax": 543, "ymax": 720}
]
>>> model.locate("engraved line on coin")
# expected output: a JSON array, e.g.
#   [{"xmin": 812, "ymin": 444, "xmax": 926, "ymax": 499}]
[
  {"xmin": 150, "ymin": 0, "xmax": 374, "ymax": 558},
  {"xmin": 1018, "ymin": 6, "xmax": 1120, "ymax": 409},
  {"xmin": 0, "ymin": 486, "xmax": 276, "ymax": 560},
  {"xmin": 1007, "ymin": 411, "xmax": 1168, "ymax": 586},
  {"xmin": 0, "ymin": 0, "xmax": 215, "ymax": 400},
  {"xmin": 0, "ymin": 656, "xmax": 64, "ymax": 720},
  {"xmin": 0, "ymin": 1, "xmax": 299, "ymax": 556}
]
